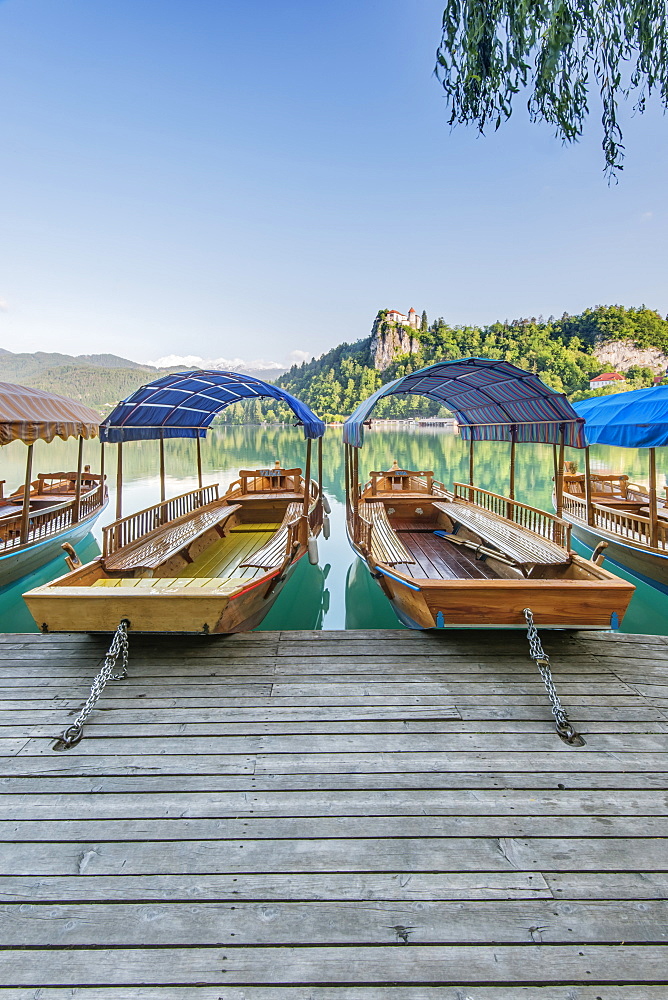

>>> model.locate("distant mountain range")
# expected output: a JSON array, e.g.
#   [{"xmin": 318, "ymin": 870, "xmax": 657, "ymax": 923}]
[{"xmin": 0, "ymin": 349, "xmax": 285, "ymax": 416}]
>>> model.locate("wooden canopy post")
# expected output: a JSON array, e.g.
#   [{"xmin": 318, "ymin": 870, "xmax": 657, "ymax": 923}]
[
  {"xmin": 468, "ymin": 434, "xmax": 475, "ymax": 501},
  {"xmin": 555, "ymin": 425, "xmax": 566, "ymax": 518},
  {"xmin": 649, "ymin": 447, "xmax": 659, "ymax": 548},
  {"xmin": 19, "ymin": 443, "xmax": 34, "ymax": 545},
  {"xmin": 352, "ymin": 447, "xmax": 359, "ymax": 517},
  {"xmin": 584, "ymin": 446, "xmax": 594, "ymax": 526},
  {"xmin": 506, "ymin": 425, "xmax": 516, "ymax": 520},
  {"xmin": 196, "ymin": 435, "xmax": 203, "ymax": 490},
  {"xmin": 317, "ymin": 436, "xmax": 323, "ymax": 508},
  {"xmin": 115, "ymin": 442, "xmax": 123, "ymax": 522},
  {"xmin": 159, "ymin": 432, "xmax": 166, "ymax": 505},
  {"xmin": 73, "ymin": 435, "xmax": 84, "ymax": 523},
  {"xmin": 344, "ymin": 445, "xmax": 350, "ymax": 513},
  {"xmin": 302, "ymin": 438, "xmax": 312, "ymax": 517},
  {"xmin": 99, "ymin": 441, "xmax": 105, "ymax": 505}
]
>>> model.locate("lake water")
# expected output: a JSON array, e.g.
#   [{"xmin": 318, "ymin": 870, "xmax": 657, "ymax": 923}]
[{"xmin": 1, "ymin": 425, "xmax": 667, "ymax": 633}]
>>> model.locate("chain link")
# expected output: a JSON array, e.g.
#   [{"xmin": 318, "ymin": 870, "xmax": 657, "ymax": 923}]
[
  {"xmin": 523, "ymin": 608, "xmax": 585, "ymax": 747},
  {"xmin": 52, "ymin": 619, "xmax": 130, "ymax": 751}
]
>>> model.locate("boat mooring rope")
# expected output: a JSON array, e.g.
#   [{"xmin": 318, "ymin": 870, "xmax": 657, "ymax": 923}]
[
  {"xmin": 52, "ymin": 619, "xmax": 130, "ymax": 751},
  {"xmin": 523, "ymin": 608, "xmax": 585, "ymax": 747}
]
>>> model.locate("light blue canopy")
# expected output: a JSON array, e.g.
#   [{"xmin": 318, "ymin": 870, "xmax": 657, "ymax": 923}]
[
  {"xmin": 573, "ymin": 386, "xmax": 668, "ymax": 449},
  {"xmin": 343, "ymin": 358, "xmax": 586, "ymax": 448},
  {"xmin": 100, "ymin": 370, "xmax": 326, "ymax": 443}
]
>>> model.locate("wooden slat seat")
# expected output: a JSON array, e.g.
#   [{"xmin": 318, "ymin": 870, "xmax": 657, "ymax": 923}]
[
  {"xmin": 364, "ymin": 502, "xmax": 414, "ymax": 566},
  {"xmin": 103, "ymin": 504, "xmax": 241, "ymax": 573},
  {"xmin": 240, "ymin": 502, "xmax": 304, "ymax": 570},
  {"xmin": 91, "ymin": 576, "xmax": 247, "ymax": 594},
  {"xmin": 433, "ymin": 501, "xmax": 570, "ymax": 569}
]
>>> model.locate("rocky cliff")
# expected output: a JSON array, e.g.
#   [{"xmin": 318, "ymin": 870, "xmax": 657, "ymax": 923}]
[
  {"xmin": 370, "ymin": 316, "xmax": 418, "ymax": 370},
  {"xmin": 594, "ymin": 339, "xmax": 668, "ymax": 373}
]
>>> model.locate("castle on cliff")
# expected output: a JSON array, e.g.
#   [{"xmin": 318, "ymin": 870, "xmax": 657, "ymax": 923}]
[{"xmin": 385, "ymin": 307, "xmax": 421, "ymax": 329}]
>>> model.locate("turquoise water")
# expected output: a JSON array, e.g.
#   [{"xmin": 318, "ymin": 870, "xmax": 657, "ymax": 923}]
[{"xmin": 1, "ymin": 425, "xmax": 666, "ymax": 633}]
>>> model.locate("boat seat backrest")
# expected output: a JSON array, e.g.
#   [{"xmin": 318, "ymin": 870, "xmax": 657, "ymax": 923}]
[
  {"xmin": 239, "ymin": 501, "xmax": 304, "ymax": 569},
  {"xmin": 364, "ymin": 502, "xmax": 414, "ymax": 566},
  {"xmin": 238, "ymin": 468, "xmax": 302, "ymax": 494},
  {"xmin": 590, "ymin": 474, "xmax": 629, "ymax": 498},
  {"xmin": 370, "ymin": 469, "xmax": 434, "ymax": 495}
]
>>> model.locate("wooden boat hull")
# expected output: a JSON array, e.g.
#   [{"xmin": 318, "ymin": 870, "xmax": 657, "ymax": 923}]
[
  {"xmin": 357, "ymin": 552, "xmax": 634, "ymax": 630},
  {"xmin": 566, "ymin": 516, "xmax": 668, "ymax": 596},
  {"xmin": 0, "ymin": 500, "xmax": 107, "ymax": 589},
  {"xmin": 24, "ymin": 552, "xmax": 302, "ymax": 634}
]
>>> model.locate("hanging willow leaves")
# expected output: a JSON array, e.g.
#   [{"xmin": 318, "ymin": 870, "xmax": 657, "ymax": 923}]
[{"xmin": 435, "ymin": 0, "xmax": 668, "ymax": 177}]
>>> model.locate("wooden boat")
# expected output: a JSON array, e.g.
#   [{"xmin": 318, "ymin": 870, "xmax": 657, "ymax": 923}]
[
  {"xmin": 560, "ymin": 388, "xmax": 668, "ymax": 594},
  {"xmin": 24, "ymin": 370, "xmax": 326, "ymax": 633},
  {"xmin": 343, "ymin": 359, "xmax": 635, "ymax": 630},
  {"xmin": 0, "ymin": 382, "xmax": 107, "ymax": 587}
]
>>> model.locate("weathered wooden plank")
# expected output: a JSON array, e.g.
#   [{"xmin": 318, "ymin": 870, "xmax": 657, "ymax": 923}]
[
  {"xmin": 4, "ymin": 768, "xmax": 667, "ymax": 794},
  {"xmin": 0, "ymin": 989, "xmax": 665, "ymax": 1000},
  {"xmin": 4, "ymin": 813, "xmax": 667, "ymax": 841},
  {"xmin": 9, "ymin": 718, "xmax": 668, "ymax": 739},
  {"xmin": 1, "ymin": 943, "xmax": 667, "ymax": 985},
  {"xmin": 14, "ymin": 731, "xmax": 668, "ymax": 757},
  {"xmin": 0, "ymin": 871, "xmax": 553, "ymax": 902},
  {"xmin": 3, "ymin": 899, "xmax": 667, "ymax": 946},
  {"xmin": 4, "ymin": 750, "xmax": 667, "ymax": 777},
  {"xmin": 0, "ymin": 989, "xmax": 666, "ymax": 1000},
  {"xmin": 3, "ymin": 788, "xmax": 666, "ymax": 820},
  {"xmin": 1, "ymin": 837, "xmax": 666, "ymax": 875}
]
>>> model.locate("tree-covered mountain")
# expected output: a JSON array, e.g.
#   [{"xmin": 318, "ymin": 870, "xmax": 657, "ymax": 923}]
[{"xmin": 242, "ymin": 304, "xmax": 668, "ymax": 423}]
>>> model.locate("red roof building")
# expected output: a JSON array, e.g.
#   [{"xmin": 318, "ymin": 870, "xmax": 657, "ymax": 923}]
[{"xmin": 588, "ymin": 372, "xmax": 626, "ymax": 389}]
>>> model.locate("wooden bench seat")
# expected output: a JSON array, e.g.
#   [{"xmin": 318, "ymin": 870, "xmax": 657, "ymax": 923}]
[
  {"xmin": 364, "ymin": 502, "xmax": 414, "ymax": 566},
  {"xmin": 103, "ymin": 503, "xmax": 241, "ymax": 573},
  {"xmin": 432, "ymin": 501, "xmax": 569, "ymax": 569},
  {"xmin": 92, "ymin": 576, "xmax": 247, "ymax": 594},
  {"xmin": 240, "ymin": 502, "xmax": 304, "ymax": 570}
]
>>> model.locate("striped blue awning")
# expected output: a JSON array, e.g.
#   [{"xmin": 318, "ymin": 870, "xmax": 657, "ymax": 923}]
[
  {"xmin": 343, "ymin": 358, "xmax": 586, "ymax": 448},
  {"xmin": 100, "ymin": 370, "xmax": 326, "ymax": 443}
]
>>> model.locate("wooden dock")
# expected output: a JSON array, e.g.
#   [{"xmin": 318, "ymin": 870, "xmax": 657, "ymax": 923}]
[{"xmin": 1, "ymin": 627, "xmax": 667, "ymax": 997}]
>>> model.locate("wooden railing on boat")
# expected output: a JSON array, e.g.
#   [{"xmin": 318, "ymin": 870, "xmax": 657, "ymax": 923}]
[
  {"xmin": 562, "ymin": 483, "xmax": 668, "ymax": 552},
  {"xmin": 453, "ymin": 483, "xmax": 571, "ymax": 548},
  {"xmin": 0, "ymin": 484, "xmax": 106, "ymax": 553},
  {"xmin": 102, "ymin": 485, "xmax": 219, "ymax": 559}
]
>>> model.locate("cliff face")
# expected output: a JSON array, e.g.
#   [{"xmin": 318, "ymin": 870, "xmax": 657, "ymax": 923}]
[
  {"xmin": 594, "ymin": 339, "xmax": 668, "ymax": 372},
  {"xmin": 370, "ymin": 316, "xmax": 418, "ymax": 370}
]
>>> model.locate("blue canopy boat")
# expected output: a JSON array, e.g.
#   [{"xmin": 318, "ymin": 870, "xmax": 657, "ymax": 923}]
[
  {"xmin": 343, "ymin": 358, "xmax": 634, "ymax": 630},
  {"xmin": 561, "ymin": 387, "xmax": 668, "ymax": 594},
  {"xmin": 24, "ymin": 370, "xmax": 326, "ymax": 633}
]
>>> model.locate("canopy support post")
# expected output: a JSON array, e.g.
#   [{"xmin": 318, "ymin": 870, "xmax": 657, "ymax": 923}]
[
  {"xmin": 99, "ymin": 442, "xmax": 105, "ymax": 507},
  {"xmin": 317, "ymin": 436, "xmax": 323, "ymax": 508},
  {"xmin": 555, "ymin": 425, "xmax": 566, "ymax": 519},
  {"xmin": 584, "ymin": 446, "xmax": 594, "ymax": 526},
  {"xmin": 115, "ymin": 443, "xmax": 123, "ymax": 522},
  {"xmin": 344, "ymin": 445, "xmax": 350, "ymax": 514},
  {"xmin": 468, "ymin": 435, "xmax": 475, "ymax": 501},
  {"xmin": 649, "ymin": 447, "xmax": 659, "ymax": 548},
  {"xmin": 303, "ymin": 439, "xmax": 312, "ymax": 518},
  {"xmin": 159, "ymin": 432, "xmax": 166, "ymax": 506},
  {"xmin": 73, "ymin": 435, "xmax": 84, "ymax": 524},
  {"xmin": 196, "ymin": 435, "xmax": 203, "ymax": 490},
  {"xmin": 19, "ymin": 444, "xmax": 34, "ymax": 545},
  {"xmin": 352, "ymin": 448, "xmax": 359, "ymax": 517},
  {"xmin": 506, "ymin": 425, "xmax": 517, "ymax": 519}
]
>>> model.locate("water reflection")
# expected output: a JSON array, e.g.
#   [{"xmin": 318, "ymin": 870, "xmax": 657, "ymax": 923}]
[{"xmin": 1, "ymin": 425, "xmax": 666, "ymax": 633}]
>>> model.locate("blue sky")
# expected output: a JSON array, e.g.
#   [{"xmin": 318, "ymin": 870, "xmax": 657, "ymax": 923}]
[{"xmin": 0, "ymin": 0, "xmax": 666, "ymax": 370}]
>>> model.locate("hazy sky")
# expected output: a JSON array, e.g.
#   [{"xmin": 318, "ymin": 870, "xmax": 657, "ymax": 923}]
[{"xmin": 1, "ymin": 0, "xmax": 666, "ymax": 369}]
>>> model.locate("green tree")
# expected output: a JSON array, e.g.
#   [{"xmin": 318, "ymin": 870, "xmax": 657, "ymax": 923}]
[{"xmin": 435, "ymin": 1, "xmax": 668, "ymax": 177}]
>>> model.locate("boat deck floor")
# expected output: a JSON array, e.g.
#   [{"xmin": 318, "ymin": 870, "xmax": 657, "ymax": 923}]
[
  {"xmin": 178, "ymin": 525, "xmax": 279, "ymax": 581},
  {"xmin": 1, "ymin": 628, "xmax": 668, "ymax": 993},
  {"xmin": 393, "ymin": 527, "xmax": 500, "ymax": 580}
]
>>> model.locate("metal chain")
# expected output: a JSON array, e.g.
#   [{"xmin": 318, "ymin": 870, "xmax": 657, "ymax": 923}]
[
  {"xmin": 52, "ymin": 619, "xmax": 130, "ymax": 751},
  {"xmin": 523, "ymin": 608, "xmax": 585, "ymax": 747}
]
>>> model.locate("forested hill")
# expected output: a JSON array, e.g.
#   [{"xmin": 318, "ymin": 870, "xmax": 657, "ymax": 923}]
[{"xmin": 265, "ymin": 305, "xmax": 668, "ymax": 422}]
